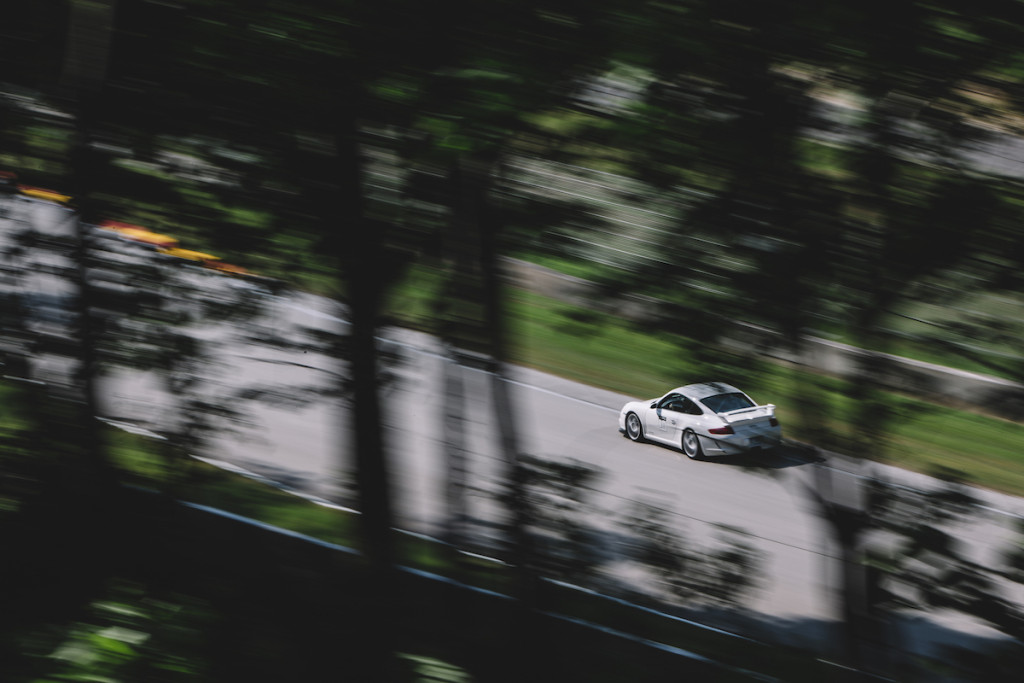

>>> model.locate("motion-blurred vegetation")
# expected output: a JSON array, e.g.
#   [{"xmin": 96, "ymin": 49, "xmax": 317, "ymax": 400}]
[{"xmin": 4, "ymin": 0, "xmax": 1024, "ymax": 680}]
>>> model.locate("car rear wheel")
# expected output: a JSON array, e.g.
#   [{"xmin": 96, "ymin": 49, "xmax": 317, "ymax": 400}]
[
  {"xmin": 625, "ymin": 413, "xmax": 644, "ymax": 442},
  {"xmin": 682, "ymin": 429, "xmax": 703, "ymax": 459}
]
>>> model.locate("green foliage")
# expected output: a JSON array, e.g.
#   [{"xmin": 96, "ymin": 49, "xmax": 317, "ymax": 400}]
[
  {"xmin": 399, "ymin": 654, "xmax": 473, "ymax": 683},
  {"xmin": 26, "ymin": 581, "xmax": 214, "ymax": 683}
]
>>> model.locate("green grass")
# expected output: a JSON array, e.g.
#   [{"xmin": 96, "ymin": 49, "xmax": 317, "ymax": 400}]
[
  {"xmin": 887, "ymin": 402, "xmax": 1024, "ymax": 493},
  {"xmin": 515, "ymin": 251, "xmax": 1024, "ymax": 384},
  {"xmin": 506, "ymin": 290, "xmax": 693, "ymax": 395},
  {"xmin": 512, "ymin": 250, "xmax": 638, "ymax": 287}
]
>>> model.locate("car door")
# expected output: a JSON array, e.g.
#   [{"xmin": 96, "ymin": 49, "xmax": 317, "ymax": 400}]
[
  {"xmin": 664, "ymin": 396, "xmax": 704, "ymax": 445},
  {"xmin": 646, "ymin": 393, "xmax": 683, "ymax": 445}
]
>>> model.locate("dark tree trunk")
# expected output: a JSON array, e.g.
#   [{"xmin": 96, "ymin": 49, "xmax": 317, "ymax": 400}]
[
  {"xmin": 326, "ymin": 93, "xmax": 401, "ymax": 681},
  {"xmin": 60, "ymin": 0, "xmax": 118, "ymax": 495},
  {"xmin": 468, "ymin": 154, "xmax": 546, "ymax": 682}
]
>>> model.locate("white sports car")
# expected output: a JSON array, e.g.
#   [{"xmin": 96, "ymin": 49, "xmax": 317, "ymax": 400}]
[{"xmin": 618, "ymin": 382, "xmax": 781, "ymax": 459}]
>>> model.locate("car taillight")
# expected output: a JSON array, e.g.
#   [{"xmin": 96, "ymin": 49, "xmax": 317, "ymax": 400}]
[
  {"xmin": 769, "ymin": 418, "xmax": 779, "ymax": 427},
  {"xmin": 709, "ymin": 426, "xmax": 734, "ymax": 435}
]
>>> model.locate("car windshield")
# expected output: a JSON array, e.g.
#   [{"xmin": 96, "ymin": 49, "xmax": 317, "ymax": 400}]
[{"xmin": 701, "ymin": 392, "xmax": 755, "ymax": 414}]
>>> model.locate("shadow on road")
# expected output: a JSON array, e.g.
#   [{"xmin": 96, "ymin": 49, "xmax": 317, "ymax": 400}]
[
  {"xmin": 631, "ymin": 437, "xmax": 825, "ymax": 474},
  {"xmin": 705, "ymin": 442, "xmax": 826, "ymax": 471}
]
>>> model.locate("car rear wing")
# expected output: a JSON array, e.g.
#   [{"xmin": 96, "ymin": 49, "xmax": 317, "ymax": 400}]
[{"xmin": 721, "ymin": 404, "xmax": 775, "ymax": 424}]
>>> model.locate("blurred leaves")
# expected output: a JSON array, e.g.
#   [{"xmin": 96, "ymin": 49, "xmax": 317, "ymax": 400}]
[{"xmin": 25, "ymin": 581, "xmax": 214, "ymax": 682}]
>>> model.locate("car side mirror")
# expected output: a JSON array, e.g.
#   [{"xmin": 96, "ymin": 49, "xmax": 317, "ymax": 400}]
[{"xmin": 650, "ymin": 401, "xmax": 657, "ymax": 409}]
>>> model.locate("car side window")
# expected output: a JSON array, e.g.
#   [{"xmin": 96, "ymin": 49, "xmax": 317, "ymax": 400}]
[
  {"xmin": 680, "ymin": 398, "xmax": 703, "ymax": 415},
  {"xmin": 658, "ymin": 393, "xmax": 682, "ymax": 410}
]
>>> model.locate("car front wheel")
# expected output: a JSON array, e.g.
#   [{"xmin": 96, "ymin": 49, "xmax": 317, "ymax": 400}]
[
  {"xmin": 682, "ymin": 429, "xmax": 703, "ymax": 459},
  {"xmin": 625, "ymin": 413, "xmax": 644, "ymax": 442}
]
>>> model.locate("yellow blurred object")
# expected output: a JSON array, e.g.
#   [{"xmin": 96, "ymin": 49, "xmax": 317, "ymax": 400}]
[
  {"xmin": 158, "ymin": 247, "xmax": 220, "ymax": 262},
  {"xmin": 18, "ymin": 184, "xmax": 72, "ymax": 204},
  {"xmin": 206, "ymin": 261, "xmax": 251, "ymax": 276},
  {"xmin": 99, "ymin": 220, "xmax": 179, "ymax": 247}
]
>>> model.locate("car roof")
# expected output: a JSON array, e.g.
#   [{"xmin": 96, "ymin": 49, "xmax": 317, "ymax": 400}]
[{"xmin": 673, "ymin": 382, "xmax": 744, "ymax": 401}]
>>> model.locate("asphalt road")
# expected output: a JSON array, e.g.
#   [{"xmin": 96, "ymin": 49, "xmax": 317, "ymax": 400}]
[{"xmin": 6, "ymin": 191, "xmax": 1024, "ymax": 663}]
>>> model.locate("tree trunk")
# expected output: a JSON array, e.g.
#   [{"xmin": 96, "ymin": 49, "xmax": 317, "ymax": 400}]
[
  {"xmin": 469, "ymin": 154, "xmax": 545, "ymax": 682},
  {"xmin": 60, "ymin": 0, "xmax": 118, "ymax": 495},
  {"xmin": 331, "ymin": 96, "xmax": 401, "ymax": 681}
]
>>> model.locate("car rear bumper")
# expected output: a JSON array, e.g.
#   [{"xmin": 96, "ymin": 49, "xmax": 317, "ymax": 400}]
[{"xmin": 701, "ymin": 433, "xmax": 782, "ymax": 456}]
